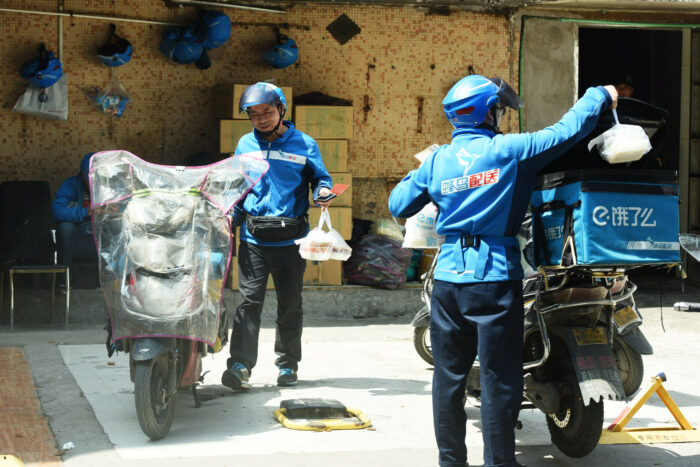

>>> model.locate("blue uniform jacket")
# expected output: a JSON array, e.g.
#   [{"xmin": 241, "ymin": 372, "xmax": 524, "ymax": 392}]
[
  {"xmin": 388, "ymin": 86, "xmax": 612, "ymax": 283},
  {"xmin": 234, "ymin": 121, "xmax": 333, "ymax": 246},
  {"xmin": 52, "ymin": 174, "xmax": 89, "ymax": 223}
]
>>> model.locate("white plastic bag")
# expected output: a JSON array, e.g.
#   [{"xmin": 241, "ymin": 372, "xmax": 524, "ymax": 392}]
[
  {"xmin": 402, "ymin": 202, "xmax": 444, "ymax": 249},
  {"xmin": 87, "ymin": 70, "xmax": 132, "ymax": 118},
  {"xmin": 12, "ymin": 73, "xmax": 68, "ymax": 120},
  {"xmin": 296, "ymin": 208, "xmax": 352, "ymax": 261},
  {"xmin": 587, "ymin": 109, "xmax": 651, "ymax": 164}
]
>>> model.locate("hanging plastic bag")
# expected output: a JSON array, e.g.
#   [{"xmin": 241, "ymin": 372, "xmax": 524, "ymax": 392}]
[
  {"xmin": 587, "ymin": 108, "xmax": 651, "ymax": 164},
  {"xmin": 296, "ymin": 208, "xmax": 352, "ymax": 261},
  {"xmin": 87, "ymin": 70, "xmax": 132, "ymax": 118},
  {"xmin": 402, "ymin": 203, "xmax": 444, "ymax": 249},
  {"xmin": 13, "ymin": 73, "xmax": 68, "ymax": 120}
]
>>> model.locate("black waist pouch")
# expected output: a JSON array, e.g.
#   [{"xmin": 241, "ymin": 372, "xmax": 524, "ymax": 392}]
[{"xmin": 245, "ymin": 214, "xmax": 309, "ymax": 242}]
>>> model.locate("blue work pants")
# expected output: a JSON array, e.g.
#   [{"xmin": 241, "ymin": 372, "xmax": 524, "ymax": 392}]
[{"xmin": 430, "ymin": 279, "xmax": 524, "ymax": 467}]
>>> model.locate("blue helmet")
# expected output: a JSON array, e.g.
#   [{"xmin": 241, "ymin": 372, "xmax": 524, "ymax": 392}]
[
  {"xmin": 159, "ymin": 27, "xmax": 204, "ymax": 65},
  {"xmin": 20, "ymin": 47, "xmax": 63, "ymax": 88},
  {"xmin": 97, "ymin": 26, "xmax": 133, "ymax": 67},
  {"xmin": 442, "ymin": 75, "xmax": 522, "ymax": 128},
  {"xmin": 239, "ymin": 82, "xmax": 287, "ymax": 116},
  {"xmin": 198, "ymin": 10, "xmax": 231, "ymax": 50},
  {"xmin": 261, "ymin": 36, "xmax": 299, "ymax": 69}
]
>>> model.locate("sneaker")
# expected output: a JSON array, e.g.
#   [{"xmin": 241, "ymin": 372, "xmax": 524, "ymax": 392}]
[
  {"xmin": 277, "ymin": 367, "xmax": 297, "ymax": 387},
  {"xmin": 221, "ymin": 362, "xmax": 250, "ymax": 390}
]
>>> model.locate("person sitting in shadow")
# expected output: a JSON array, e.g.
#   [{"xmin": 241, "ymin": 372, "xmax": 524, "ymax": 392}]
[{"xmin": 51, "ymin": 152, "xmax": 99, "ymax": 288}]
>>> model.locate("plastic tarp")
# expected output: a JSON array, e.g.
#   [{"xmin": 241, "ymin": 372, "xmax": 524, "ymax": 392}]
[{"xmin": 89, "ymin": 150, "xmax": 268, "ymax": 344}]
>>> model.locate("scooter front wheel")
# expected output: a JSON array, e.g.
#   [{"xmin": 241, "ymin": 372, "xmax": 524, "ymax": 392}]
[
  {"xmin": 413, "ymin": 326, "xmax": 433, "ymax": 365},
  {"xmin": 134, "ymin": 354, "xmax": 175, "ymax": 440}
]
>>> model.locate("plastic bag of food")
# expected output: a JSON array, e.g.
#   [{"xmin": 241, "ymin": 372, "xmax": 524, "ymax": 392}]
[
  {"xmin": 587, "ymin": 109, "xmax": 651, "ymax": 164},
  {"xmin": 402, "ymin": 202, "xmax": 444, "ymax": 249},
  {"xmin": 296, "ymin": 208, "xmax": 352, "ymax": 261}
]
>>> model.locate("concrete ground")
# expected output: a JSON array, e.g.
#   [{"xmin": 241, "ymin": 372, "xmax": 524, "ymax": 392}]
[{"xmin": 2, "ymin": 273, "xmax": 700, "ymax": 467}]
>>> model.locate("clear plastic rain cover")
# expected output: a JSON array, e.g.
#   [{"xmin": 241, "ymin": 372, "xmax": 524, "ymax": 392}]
[{"xmin": 89, "ymin": 150, "xmax": 268, "ymax": 344}]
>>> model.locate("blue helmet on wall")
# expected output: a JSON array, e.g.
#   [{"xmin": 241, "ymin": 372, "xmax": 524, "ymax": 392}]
[
  {"xmin": 197, "ymin": 10, "xmax": 231, "ymax": 50},
  {"xmin": 97, "ymin": 25, "xmax": 133, "ymax": 67},
  {"xmin": 239, "ymin": 82, "xmax": 287, "ymax": 116},
  {"xmin": 442, "ymin": 75, "xmax": 522, "ymax": 128},
  {"xmin": 159, "ymin": 27, "xmax": 204, "ymax": 65},
  {"xmin": 261, "ymin": 34, "xmax": 298, "ymax": 69},
  {"xmin": 20, "ymin": 45, "xmax": 63, "ymax": 88}
]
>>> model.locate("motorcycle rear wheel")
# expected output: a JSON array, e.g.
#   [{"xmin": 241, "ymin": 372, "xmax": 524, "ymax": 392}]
[
  {"xmin": 134, "ymin": 354, "xmax": 175, "ymax": 440},
  {"xmin": 413, "ymin": 326, "xmax": 433, "ymax": 365},
  {"xmin": 613, "ymin": 336, "xmax": 644, "ymax": 397},
  {"xmin": 547, "ymin": 377, "xmax": 604, "ymax": 458}
]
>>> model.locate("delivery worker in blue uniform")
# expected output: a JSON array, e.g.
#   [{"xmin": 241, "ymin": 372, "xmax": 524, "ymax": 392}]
[
  {"xmin": 221, "ymin": 83, "xmax": 334, "ymax": 390},
  {"xmin": 52, "ymin": 152, "xmax": 99, "ymax": 282},
  {"xmin": 389, "ymin": 75, "xmax": 618, "ymax": 467}
]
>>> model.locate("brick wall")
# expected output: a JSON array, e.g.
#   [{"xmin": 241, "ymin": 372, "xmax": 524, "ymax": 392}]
[{"xmin": 0, "ymin": 1, "xmax": 515, "ymax": 221}]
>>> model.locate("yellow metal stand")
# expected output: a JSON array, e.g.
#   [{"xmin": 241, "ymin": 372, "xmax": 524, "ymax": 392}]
[
  {"xmin": 600, "ymin": 373, "xmax": 700, "ymax": 444},
  {"xmin": 273, "ymin": 407, "xmax": 372, "ymax": 432}
]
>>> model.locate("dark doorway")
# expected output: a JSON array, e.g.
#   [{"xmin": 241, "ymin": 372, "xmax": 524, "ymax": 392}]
[{"xmin": 578, "ymin": 27, "xmax": 683, "ymax": 169}]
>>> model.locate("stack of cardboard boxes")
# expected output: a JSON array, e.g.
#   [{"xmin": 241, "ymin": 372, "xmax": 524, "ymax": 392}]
[
  {"xmin": 216, "ymin": 84, "xmax": 354, "ymax": 288},
  {"xmin": 296, "ymin": 105, "xmax": 354, "ymax": 286}
]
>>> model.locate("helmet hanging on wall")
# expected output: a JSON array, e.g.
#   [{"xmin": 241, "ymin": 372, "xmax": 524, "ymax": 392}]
[
  {"xmin": 20, "ymin": 44, "xmax": 63, "ymax": 88},
  {"xmin": 261, "ymin": 32, "xmax": 298, "ymax": 69},
  {"xmin": 196, "ymin": 10, "xmax": 231, "ymax": 50},
  {"xmin": 159, "ymin": 27, "xmax": 204, "ymax": 65},
  {"xmin": 97, "ymin": 24, "xmax": 133, "ymax": 67},
  {"xmin": 442, "ymin": 75, "xmax": 522, "ymax": 129}
]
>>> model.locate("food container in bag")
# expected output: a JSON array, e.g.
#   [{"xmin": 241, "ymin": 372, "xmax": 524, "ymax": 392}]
[{"xmin": 587, "ymin": 109, "xmax": 651, "ymax": 164}]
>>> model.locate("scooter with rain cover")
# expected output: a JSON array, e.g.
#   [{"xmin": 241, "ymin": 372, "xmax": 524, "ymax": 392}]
[{"xmin": 90, "ymin": 150, "xmax": 268, "ymax": 440}]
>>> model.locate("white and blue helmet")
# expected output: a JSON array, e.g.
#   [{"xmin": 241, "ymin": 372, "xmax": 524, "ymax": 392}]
[{"xmin": 443, "ymin": 75, "xmax": 522, "ymax": 129}]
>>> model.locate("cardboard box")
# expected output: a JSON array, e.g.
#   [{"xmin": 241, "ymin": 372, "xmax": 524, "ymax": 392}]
[
  {"xmin": 220, "ymin": 120, "xmax": 253, "ymax": 153},
  {"xmin": 308, "ymin": 207, "xmax": 352, "ymax": 240},
  {"xmin": 303, "ymin": 260, "xmax": 343, "ymax": 286},
  {"xmin": 309, "ymin": 172, "xmax": 352, "ymax": 207},
  {"xmin": 316, "ymin": 140, "xmax": 348, "ymax": 172},
  {"xmin": 295, "ymin": 106, "xmax": 353, "ymax": 139},
  {"xmin": 213, "ymin": 84, "xmax": 293, "ymax": 120}
]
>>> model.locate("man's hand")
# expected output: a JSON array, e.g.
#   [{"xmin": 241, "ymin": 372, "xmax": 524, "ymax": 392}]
[
  {"xmin": 315, "ymin": 187, "xmax": 334, "ymax": 209},
  {"xmin": 604, "ymin": 85, "xmax": 619, "ymax": 109}
]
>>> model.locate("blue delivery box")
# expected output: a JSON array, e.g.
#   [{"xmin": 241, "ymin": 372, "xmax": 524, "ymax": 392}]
[{"xmin": 530, "ymin": 170, "xmax": 680, "ymax": 267}]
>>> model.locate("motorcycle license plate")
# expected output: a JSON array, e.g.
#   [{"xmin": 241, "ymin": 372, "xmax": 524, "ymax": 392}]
[
  {"xmin": 613, "ymin": 306, "xmax": 641, "ymax": 328},
  {"xmin": 572, "ymin": 327, "xmax": 608, "ymax": 346}
]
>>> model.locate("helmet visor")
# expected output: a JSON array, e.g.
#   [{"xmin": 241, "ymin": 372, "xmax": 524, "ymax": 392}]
[{"xmin": 490, "ymin": 77, "xmax": 523, "ymax": 110}]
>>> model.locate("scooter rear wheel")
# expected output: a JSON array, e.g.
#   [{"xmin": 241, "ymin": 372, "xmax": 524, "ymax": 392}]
[
  {"xmin": 134, "ymin": 354, "xmax": 175, "ymax": 440},
  {"xmin": 413, "ymin": 326, "xmax": 433, "ymax": 365},
  {"xmin": 547, "ymin": 376, "xmax": 603, "ymax": 458}
]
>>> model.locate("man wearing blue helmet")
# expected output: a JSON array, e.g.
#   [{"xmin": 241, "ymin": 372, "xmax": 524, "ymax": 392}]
[
  {"xmin": 52, "ymin": 152, "xmax": 99, "ymax": 287},
  {"xmin": 222, "ymin": 83, "xmax": 334, "ymax": 390},
  {"xmin": 389, "ymin": 75, "xmax": 618, "ymax": 467}
]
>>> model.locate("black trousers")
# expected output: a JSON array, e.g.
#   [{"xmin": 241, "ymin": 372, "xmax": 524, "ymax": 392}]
[
  {"xmin": 430, "ymin": 280, "xmax": 524, "ymax": 467},
  {"xmin": 227, "ymin": 241, "xmax": 306, "ymax": 373}
]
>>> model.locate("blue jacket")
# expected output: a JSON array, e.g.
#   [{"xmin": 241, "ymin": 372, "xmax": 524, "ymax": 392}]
[
  {"xmin": 52, "ymin": 174, "xmax": 89, "ymax": 223},
  {"xmin": 234, "ymin": 121, "xmax": 333, "ymax": 246},
  {"xmin": 388, "ymin": 86, "xmax": 612, "ymax": 283}
]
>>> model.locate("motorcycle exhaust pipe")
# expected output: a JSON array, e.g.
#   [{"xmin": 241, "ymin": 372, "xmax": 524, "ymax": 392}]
[{"xmin": 524, "ymin": 373, "xmax": 560, "ymax": 415}]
